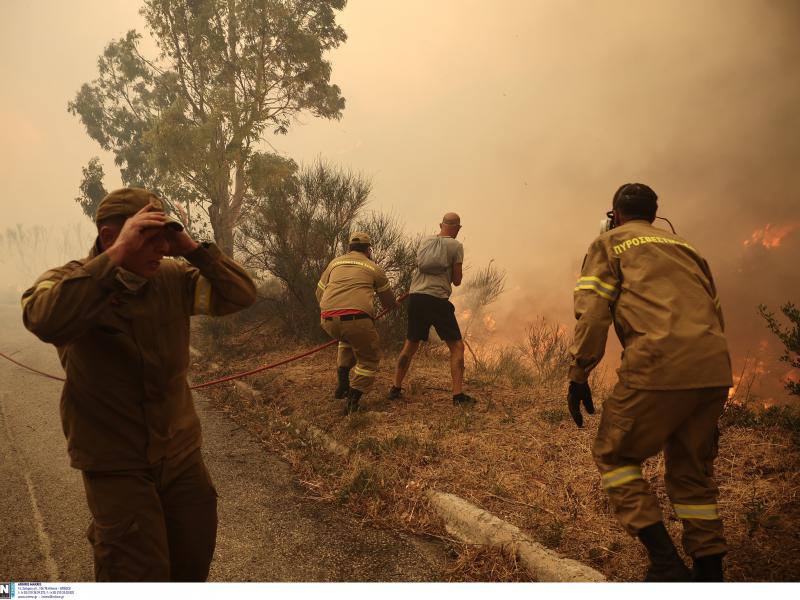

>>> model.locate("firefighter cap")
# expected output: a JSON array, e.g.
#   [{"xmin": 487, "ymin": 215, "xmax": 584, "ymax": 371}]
[
  {"xmin": 348, "ymin": 231, "xmax": 372, "ymax": 246},
  {"xmin": 95, "ymin": 187, "xmax": 184, "ymax": 231}
]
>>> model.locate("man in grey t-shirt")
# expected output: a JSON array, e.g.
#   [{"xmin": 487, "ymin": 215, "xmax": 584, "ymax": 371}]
[
  {"xmin": 389, "ymin": 213, "xmax": 476, "ymax": 406},
  {"xmin": 408, "ymin": 233, "xmax": 463, "ymax": 298}
]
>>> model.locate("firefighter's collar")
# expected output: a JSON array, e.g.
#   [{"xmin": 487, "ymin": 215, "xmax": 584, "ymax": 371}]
[
  {"xmin": 89, "ymin": 238, "xmax": 149, "ymax": 292},
  {"xmin": 115, "ymin": 268, "xmax": 148, "ymax": 292}
]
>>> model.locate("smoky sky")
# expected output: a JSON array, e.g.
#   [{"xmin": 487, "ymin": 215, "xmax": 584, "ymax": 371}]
[{"xmin": 1, "ymin": 0, "xmax": 798, "ymax": 397}]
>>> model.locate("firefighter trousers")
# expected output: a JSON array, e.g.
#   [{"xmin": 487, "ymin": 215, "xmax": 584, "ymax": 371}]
[
  {"xmin": 592, "ymin": 383, "xmax": 728, "ymax": 558},
  {"xmin": 321, "ymin": 317, "xmax": 381, "ymax": 394},
  {"xmin": 81, "ymin": 448, "xmax": 217, "ymax": 581}
]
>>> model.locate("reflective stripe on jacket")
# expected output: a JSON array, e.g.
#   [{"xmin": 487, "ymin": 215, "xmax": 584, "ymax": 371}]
[
  {"xmin": 569, "ymin": 220, "xmax": 732, "ymax": 390},
  {"xmin": 316, "ymin": 251, "xmax": 394, "ymax": 317}
]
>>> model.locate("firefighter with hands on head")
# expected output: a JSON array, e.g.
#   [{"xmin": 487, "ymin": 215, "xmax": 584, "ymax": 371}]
[
  {"xmin": 567, "ymin": 183, "xmax": 733, "ymax": 582},
  {"xmin": 316, "ymin": 232, "xmax": 397, "ymax": 414},
  {"xmin": 21, "ymin": 187, "xmax": 257, "ymax": 582},
  {"xmin": 389, "ymin": 212, "xmax": 475, "ymax": 406}
]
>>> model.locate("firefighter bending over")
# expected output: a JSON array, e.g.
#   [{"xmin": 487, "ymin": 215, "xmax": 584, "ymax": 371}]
[
  {"xmin": 567, "ymin": 183, "xmax": 732, "ymax": 582},
  {"xmin": 316, "ymin": 232, "xmax": 397, "ymax": 414}
]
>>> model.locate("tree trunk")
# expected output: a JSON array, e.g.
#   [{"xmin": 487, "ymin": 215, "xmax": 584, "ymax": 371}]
[
  {"xmin": 212, "ymin": 203, "xmax": 235, "ymax": 257},
  {"xmin": 208, "ymin": 188, "xmax": 235, "ymax": 257},
  {"xmin": 219, "ymin": 219, "xmax": 235, "ymax": 257}
]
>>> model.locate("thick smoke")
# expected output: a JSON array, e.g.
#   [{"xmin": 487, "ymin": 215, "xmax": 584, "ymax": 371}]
[
  {"xmin": 443, "ymin": 0, "xmax": 800, "ymax": 403},
  {"xmin": 0, "ymin": 224, "xmax": 95, "ymax": 303}
]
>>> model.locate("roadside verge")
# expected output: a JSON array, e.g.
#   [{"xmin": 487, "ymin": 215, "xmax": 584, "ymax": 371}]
[{"xmin": 223, "ymin": 374, "xmax": 605, "ymax": 582}]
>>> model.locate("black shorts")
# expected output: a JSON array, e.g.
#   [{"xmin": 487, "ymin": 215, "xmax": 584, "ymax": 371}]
[{"xmin": 406, "ymin": 293, "xmax": 462, "ymax": 342}]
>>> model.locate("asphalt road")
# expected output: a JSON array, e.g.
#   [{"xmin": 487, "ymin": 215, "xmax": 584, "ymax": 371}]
[{"xmin": 0, "ymin": 303, "xmax": 443, "ymax": 582}]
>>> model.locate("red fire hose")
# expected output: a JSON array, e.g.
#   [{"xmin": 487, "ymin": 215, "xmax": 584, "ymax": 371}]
[{"xmin": 1, "ymin": 293, "xmax": 409, "ymax": 390}]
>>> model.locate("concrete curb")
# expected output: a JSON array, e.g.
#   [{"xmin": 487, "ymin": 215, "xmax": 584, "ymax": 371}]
[
  {"xmin": 427, "ymin": 490, "xmax": 606, "ymax": 582},
  {"xmin": 263, "ymin": 405, "xmax": 605, "ymax": 582},
  {"xmin": 227, "ymin": 379, "xmax": 350, "ymax": 458},
  {"xmin": 298, "ymin": 419, "xmax": 351, "ymax": 459}
]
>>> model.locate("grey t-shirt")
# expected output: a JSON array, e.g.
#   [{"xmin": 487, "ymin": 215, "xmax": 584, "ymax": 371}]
[{"xmin": 409, "ymin": 235, "xmax": 464, "ymax": 299}]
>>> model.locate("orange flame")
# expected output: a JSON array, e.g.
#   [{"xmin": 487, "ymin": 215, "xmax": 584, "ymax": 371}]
[
  {"xmin": 784, "ymin": 370, "xmax": 800, "ymax": 385},
  {"xmin": 743, "ymin": 222, "xmax": 799, "ymax": 249},
  {"xmin": 728, "ymin": 374, "xmax": 741, "ymax": 399}
]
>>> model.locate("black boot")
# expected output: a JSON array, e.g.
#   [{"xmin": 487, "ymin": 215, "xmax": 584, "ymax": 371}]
[
  {"xmin": 344, "ymin": 388, "xmax": 363, "ymax": 415},
  {"xmin": 334, "ymin": 367, "xmax": 351, "ymax": 399},
  {"xmin": 388, "ymin": 386, "xmax": 403, "ymax": 400},
  {"xmin": 637, "ymin": 522, "xmax": 691, "ymax": 582},
  {"xmin": 692, "ymin": 554, "xmax": 724, "ymax": 582}
]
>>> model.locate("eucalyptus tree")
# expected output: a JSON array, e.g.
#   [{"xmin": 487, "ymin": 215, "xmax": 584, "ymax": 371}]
[{"xmin": 69, "ymin": 0, "xmax": 346, "ymax": 252}]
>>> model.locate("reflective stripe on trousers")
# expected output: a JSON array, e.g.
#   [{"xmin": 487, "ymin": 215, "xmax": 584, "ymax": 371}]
[
  {"xmin": 673, "ymin": 503, "xmax": 720, "ymax": 520},
  {"xmin": 601, "ymin": 465, "xmax": 643, "ymax": 489}
]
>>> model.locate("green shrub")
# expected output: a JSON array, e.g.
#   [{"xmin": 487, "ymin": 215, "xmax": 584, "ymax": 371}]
[{"xmin": 722, "ymin": 401, "xmax": 800, "ymax": 446}]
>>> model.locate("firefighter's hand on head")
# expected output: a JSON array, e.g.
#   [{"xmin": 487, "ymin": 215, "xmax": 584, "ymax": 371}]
[
  {"xmin": 567, "ymin": 381, "xmax": 595, "ymax": 428},
  {"xmin": 165, "ymin": 228, "xmax": 200, "ymax": 257}
]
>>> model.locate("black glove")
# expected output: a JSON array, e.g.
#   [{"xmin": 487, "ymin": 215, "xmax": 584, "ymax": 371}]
[{"xmin": 567, "ymin": 381, "xmax": 595, "ymax": 428}]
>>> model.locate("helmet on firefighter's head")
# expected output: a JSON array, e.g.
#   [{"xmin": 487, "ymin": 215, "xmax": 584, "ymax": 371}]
[{"xmin": 348, "ymin": 231, "xmax": 372, "ymax": 246}]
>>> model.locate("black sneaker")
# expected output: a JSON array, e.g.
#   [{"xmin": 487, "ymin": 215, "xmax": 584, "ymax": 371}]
[
  {"xmin": 388, "ymin": 386, "xmax": 404, "ymax": 400},
  {"xmin": 453, "ymin": 393, "xmax": 476, "ymax": 407}
]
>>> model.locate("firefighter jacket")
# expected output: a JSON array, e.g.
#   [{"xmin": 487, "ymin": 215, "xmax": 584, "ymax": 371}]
[
  {"xmin": 569, "ymin": 220, "xmax": 732, "ymax": 390},
  {"xmin": 316, "ymin": 251, "xmax": 395, "ymax": 317},
  {"xmin": 21, "ymin": 241, "xmax": 257, "ymax": 471}
]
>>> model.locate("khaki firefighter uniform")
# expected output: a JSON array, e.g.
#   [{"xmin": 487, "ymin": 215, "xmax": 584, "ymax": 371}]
[
  {"xmin": 570, "ymin": 220, "xmax": 733, "ymax": 558},
  {"xmin": 22, "ymin": 240, "xmax": 257, "ymax": 580},
  {"xmin": 316, "ymin": 250, "xmax": 395, "ymax": 393}
]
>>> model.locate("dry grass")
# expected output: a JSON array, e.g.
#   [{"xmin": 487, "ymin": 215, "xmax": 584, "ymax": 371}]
[
  {"xmin": 193, "ymin": 330, "xmax": 800, "ymax": 582},
  {"xmin": 443, "ymin": 543, "xmax": 530, "ymax": 582}
]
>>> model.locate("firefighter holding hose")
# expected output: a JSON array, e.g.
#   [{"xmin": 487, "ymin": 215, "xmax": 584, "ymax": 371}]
[
  {"xmin": 567, "ymin": 183, "xmax": 733, "ymax": 581},
  {"xmin": 316, "ymin": 232, "xmax": 397, "ymax": 414}
]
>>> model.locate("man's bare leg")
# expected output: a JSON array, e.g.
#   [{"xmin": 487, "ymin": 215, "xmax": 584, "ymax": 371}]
[
  {"xmin": 445, "ymin": 339, "xmax": 465, "ymax": 395},
  {"xmin": 393, "ymin": 340, "xmax": 420, "ymax": 389}
]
